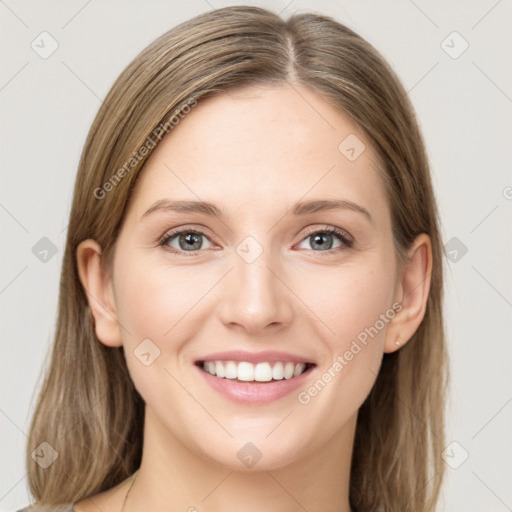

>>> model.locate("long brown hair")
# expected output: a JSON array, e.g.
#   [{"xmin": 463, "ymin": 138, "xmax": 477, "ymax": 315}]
[{"xmin": 26, "ymin": 6, "xmax": 448, "ymax": 511}]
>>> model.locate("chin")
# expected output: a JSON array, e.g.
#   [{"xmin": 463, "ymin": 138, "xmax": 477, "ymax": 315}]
[{"xmin": 197, "ymin": 429, "xmax": 314, "ymax": 472}]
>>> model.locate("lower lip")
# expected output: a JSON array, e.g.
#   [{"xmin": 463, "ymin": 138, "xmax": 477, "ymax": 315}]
[{"xmin": 195, "ymin": 364, "xmax": 315, "ymax": 404}]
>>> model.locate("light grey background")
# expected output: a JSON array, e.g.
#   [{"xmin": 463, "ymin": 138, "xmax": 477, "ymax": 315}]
[{"xmin": 1, "ymin": 1, "xmax": 511, "ymax": 510}]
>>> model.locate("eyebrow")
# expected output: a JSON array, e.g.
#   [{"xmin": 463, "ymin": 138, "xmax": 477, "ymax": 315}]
[{"xmin": 141, "ymin": 198, "xmax": 374, "ymax": 225}]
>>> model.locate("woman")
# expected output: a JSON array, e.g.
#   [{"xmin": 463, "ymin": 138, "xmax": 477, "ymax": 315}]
[{"xmin": 20, "ymin": 5, "xmax": 448, "ymax": 512}]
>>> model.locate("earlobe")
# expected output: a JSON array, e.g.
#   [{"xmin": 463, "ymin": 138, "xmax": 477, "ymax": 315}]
[
  {"xmin": 384, "ymin": 233, "xmax": 433, "ymax": 354},
  {"xmin": 76, "ymin": 239, "xmax": 123, "ymax": 348}
]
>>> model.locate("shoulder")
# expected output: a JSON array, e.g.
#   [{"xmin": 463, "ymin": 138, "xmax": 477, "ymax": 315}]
[{"xmin": 16, "ymin": 504, "xmax": 75, "ymax": 512}]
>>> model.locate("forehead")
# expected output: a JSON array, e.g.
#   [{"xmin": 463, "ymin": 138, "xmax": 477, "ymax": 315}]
[{"xmin": 127, "ymin": 84, "xmax": 389, "ymax": 223}]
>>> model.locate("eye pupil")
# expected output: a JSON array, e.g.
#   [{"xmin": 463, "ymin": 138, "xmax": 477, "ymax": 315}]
[
  {"xmin": 179, "ymin": 232, "xmax": 202, "ymax": 251},
  {"xmin": 311, "ymin": 233, "xmax": 333, "ymax": 250}
]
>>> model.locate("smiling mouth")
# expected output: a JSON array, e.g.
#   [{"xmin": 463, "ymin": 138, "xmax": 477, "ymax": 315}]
[{"xmin": 196, "ymin": 360, "xmax": 315, "ymax": 383}]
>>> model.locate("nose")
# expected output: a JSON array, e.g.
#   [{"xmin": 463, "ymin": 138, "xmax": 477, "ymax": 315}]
[{"xmin": 217, "ymin": 248, "xmax": 294, "ymax": 335}]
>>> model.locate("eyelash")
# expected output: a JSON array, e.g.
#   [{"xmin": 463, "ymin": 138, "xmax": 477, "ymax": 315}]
[{"xmin": 157, "ymin": 225, "xmax": 353, "ymax": 257}]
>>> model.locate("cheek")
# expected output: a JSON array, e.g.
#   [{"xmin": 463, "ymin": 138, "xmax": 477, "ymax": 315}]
[
  {"xmin": 111, "ymin": 258, "xmax": 189, "ymax": 376},
  {"xmin": 295, "ymin": 255, "xmax": 396, "ymax": 400},
  {"xmin": 293, "ymin": 265, "xmax": 394, "ymax": 419},
  {"xmin": 303, "ymin": 257, "xmax": 396, "ymax": 348},
  {"xmin": 112, "ymin": 257, "xmax": 227, "ymax": 389},
  {"xmin": 114, "ymin": 259, "xmax": 201, "ymax": 342}
]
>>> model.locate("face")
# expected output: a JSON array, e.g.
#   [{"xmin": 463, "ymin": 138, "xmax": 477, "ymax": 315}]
[{"xmin": 106, "ymin": 84, "xmax": 403, "ymax": 470}]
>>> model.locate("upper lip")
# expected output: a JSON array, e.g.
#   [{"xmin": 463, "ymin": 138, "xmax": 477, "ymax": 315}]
[{"xmin": 196, "ymin": 350, "xmax": 315, "ymax": 365}]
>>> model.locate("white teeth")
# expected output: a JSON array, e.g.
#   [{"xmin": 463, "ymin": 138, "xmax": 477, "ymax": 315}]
[
  {"xmin": 237, "ymin": 362, "xmax": 254, "ymax": 381},
  {"xmin": 283, "ymin": 362, "xmax": 294, "ymax": 379},
  {"xmin": 225, "ymin": 361, "xmax": 237, "ymax": 379},
  {"xmin": 293, "ymin": 363, "xmax": 306, "ymax": 377},
  {"xmin": 254, "ymin": 362, "xmax": 273, "ymax": 382},
  {"xmin": 272, "ymin": 362, "xmax": 284, "ymax": 380},
  {"xmin": 215, "ymin": 361, "xmax": 225, "ymax": 378},
  {"xmin": 201, "ymin": 360, "xmax": 310, "ymax": 381}
]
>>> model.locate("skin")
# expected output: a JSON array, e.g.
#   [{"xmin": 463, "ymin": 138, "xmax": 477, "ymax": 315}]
[{"xmin": 75, "ymin": 83, "xmax": 432, "ymax": 512}]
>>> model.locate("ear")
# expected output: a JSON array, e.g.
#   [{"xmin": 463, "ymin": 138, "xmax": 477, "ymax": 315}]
[
  {"xmin": 76, "ymin": 239, "xmax": 123, "ymax": 347},
  {"xmin": 384, "ymin": 233, "xmax": 433, "ymax": 354}
]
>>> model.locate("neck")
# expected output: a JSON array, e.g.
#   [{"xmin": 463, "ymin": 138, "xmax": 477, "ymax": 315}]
[{"xmin": 125, "ymin": 407, "xmax": 356, "ymax": 512}]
